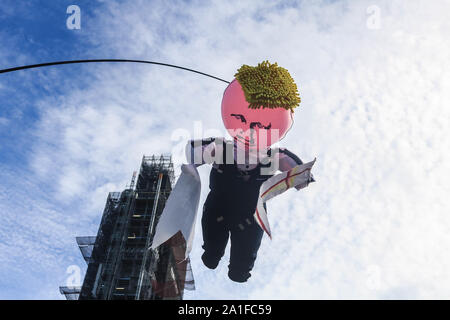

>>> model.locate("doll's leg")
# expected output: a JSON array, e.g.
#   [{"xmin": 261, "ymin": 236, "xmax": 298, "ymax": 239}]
[
  {"xmin": 201, "ymin": 193, "xmax": 229, "ymax": 269},
  {"xmin": 228, "ymin": 218, "xmax": 264, "ymax": 282}
]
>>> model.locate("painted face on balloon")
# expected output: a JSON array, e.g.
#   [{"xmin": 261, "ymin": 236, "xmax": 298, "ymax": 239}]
[{"xmin": 221, "ymin": 79, "xmax": 294, "ymax": 150}]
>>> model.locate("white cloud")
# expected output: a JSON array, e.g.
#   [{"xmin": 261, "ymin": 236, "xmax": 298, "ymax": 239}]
[{"xmin": 0, "ymin": 117, "xmax": 9, "ymax": 126}]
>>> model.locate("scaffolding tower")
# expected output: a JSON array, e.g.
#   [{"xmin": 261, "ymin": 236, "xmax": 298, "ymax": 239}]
[{"xmin": 60, "ymin": 155, "xmax": 194, "ymax": 300}]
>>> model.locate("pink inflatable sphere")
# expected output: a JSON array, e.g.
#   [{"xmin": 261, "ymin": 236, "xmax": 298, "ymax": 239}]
[{"xmin": 221, "ymin": 79, "xmax": 293, "ymax": 150}]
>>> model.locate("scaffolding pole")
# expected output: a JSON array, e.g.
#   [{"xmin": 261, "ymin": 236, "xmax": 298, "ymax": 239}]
[{"xmin": 135, "ymin": 172, "xmax": 163, "ymax": 299}]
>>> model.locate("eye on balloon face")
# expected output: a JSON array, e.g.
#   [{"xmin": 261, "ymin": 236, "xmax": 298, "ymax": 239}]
[{"xmin": 221, "ymin": 79, "xmax": 294, "ymax": 150}]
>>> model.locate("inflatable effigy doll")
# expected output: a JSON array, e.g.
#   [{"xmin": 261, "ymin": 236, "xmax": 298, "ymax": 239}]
[{"xmin": 151, "ymin": 61, "xmax": 316, "ymax": 283}]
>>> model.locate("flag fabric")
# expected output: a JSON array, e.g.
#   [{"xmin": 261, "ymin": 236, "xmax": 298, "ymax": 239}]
[
  {"xmin": 254, "ymin": 159, "xmax": 316, "ymax": 239},
  {"xmin": 150, "ymin": 163, "xmax": 201, "ymax": 258}
]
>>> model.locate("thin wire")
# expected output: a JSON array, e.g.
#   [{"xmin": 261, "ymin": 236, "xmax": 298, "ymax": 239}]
[{"xmin": 0, "ymin": 59, "xmax": 230, "ymax": 84}]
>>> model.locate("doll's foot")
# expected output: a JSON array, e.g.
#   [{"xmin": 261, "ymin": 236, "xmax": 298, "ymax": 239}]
[{"xmin": 228, "ymin": 269, "xmax": 250, "ymax": 283}]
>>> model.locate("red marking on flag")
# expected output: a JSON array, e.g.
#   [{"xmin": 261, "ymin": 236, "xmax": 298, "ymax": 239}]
[
  {"xmin": 255, "ymin": 208, "xmax": 271, "ymax": 239},
  {"xmin": 285, "ymin": 170, "xmax": 291, "ymax": 189},
  {"xmin": 261, "ymin": 168, "xmax": 311, "ymax": 197}
]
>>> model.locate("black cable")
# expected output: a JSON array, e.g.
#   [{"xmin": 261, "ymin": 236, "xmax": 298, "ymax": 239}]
[{"xmin": 0, "ymin": 59, "xmax": 230, "ymax": 84}]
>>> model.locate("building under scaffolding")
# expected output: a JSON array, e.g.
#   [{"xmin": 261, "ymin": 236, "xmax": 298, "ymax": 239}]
[{"xmin": 59, "ymin": 155, "xmax": 194, "ymax": 300}]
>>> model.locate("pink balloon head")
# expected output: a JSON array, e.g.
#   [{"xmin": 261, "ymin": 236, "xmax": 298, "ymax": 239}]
[{"xmin": 221, "ymin": 79, "xmax": 294, "ymax": 150}]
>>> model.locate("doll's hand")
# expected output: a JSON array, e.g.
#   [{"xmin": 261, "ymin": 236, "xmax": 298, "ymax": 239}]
[{"xmin": 294, "ymin": 173, "xmax": 315, "ymax": 190}]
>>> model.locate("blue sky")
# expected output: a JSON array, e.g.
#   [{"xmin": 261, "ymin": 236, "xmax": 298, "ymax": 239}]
[
  {"xmin": 1, "ymin": 0, "xmax": 450, "ymax": 299},
  {"xmin": 1, "ymin": 0, "xmax": 118, "ymax": 299}
]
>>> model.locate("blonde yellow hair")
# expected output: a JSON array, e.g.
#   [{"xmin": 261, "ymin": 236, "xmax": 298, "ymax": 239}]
[{"xmin": 234, "ymin": 60, "xmax": 301, "ymax": 111}]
